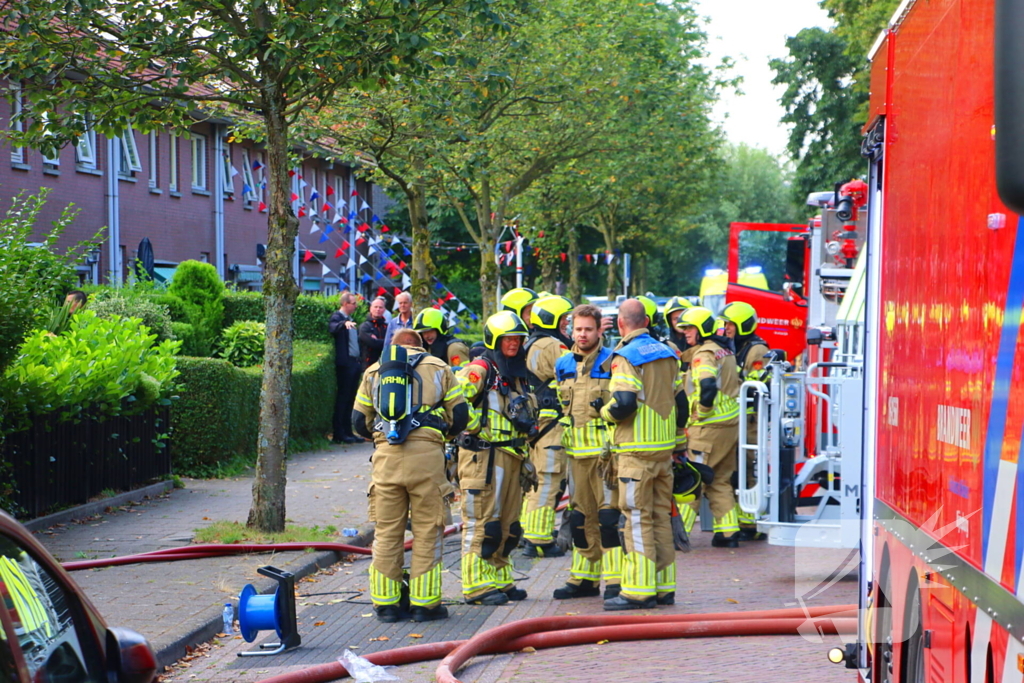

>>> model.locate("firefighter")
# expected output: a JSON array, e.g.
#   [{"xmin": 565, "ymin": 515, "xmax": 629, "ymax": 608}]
[
  {"xmin": 456, "ymin": 311, "xmax": 539, "ymax": 605},
  {"xmin": 414, "ymin": 308, "xmax": 471, "ymax": 369},
  {"xmin": 500, "ymin": 287, "xmax": 539, "ymax": 326},
  {"xmin": 520, "ymin": 295, "xmax": 574, "ymax": 557},
  {"xmin": 600, "ymin": 299, "xmax": 685, "ymax": 610},
  {"xmin": 636, "ymin": 295, "xmax": 664, "ymax": 341},
  {"xmin": 662, "ymin": 297, "xmax": 694, "ymax": 360},
  {"xmin": 720, "ymin": 301, "xmax": 771, "ymax": 541},
  {"xmin": 353, "ymin": 328, "xmax": 469, "ymax": 622},
  {"xmin": 551, "ymin": 303, "xmax": 625, "ymax": 600},
  {"xmin": 675, "ymin": 307, "xmax": 742, "ymax": 548}
]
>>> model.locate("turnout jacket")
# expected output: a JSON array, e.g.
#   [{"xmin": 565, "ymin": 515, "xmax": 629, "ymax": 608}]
[
  {"xmin": 554, "ymin": 344, "xmax": 613, "ymax": 458},
  {"xmin": 685, "ymin": 338, "xmax": 741, "ymax": 451},
  {"xmin": 457, "ymin": 358, "xmax": 534, "ymax": 460}
]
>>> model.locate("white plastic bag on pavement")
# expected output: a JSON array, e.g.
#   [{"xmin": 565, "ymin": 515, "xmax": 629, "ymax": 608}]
[{"xmin": 338, "ymin": 649, "xmax": 400, "ymax": 682}]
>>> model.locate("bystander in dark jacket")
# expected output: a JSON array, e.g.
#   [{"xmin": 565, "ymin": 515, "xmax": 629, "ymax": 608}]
[
  {"xmin": 359, "ymin": 297, "xmax": 389, "ymax": 367},
  {"xmin": 329, "ymin": 292, "xmax": 363, "ymax": 444}
]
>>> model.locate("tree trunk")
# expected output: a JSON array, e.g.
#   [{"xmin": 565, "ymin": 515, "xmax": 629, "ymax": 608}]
[
  {"xmin": 474, "ymin": 175, "xmax": 500, "ymax": 320},
  {"xmin": 539, "ymin": 249, "xmax": 557, "ymax": 294},
  {"xmin": 567, "ymin": 229, "xmax": 582, "ymax": 305},
  {"xmin": 409, "ymin": 182, "xmax": 434, "ymax": 311},
  {"xmin": 598, "ymin": 217, "xmax": 618, "ymax": 300},
  {"xmin": 247, "ymin": 104, "xmax": 298, "ymax": 533}
]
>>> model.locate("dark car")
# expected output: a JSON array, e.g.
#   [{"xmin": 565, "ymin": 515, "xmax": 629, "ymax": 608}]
[{"xmin": 0, "ymin": 509, "xmax": 156, "ymax": 683}]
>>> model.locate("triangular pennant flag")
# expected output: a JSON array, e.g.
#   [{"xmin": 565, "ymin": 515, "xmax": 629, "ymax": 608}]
[
  {"xmin": 372, "ymin": 214, "xmax": 380, "ymax": 223},
  {"xmin": 260, "ymin": 178, "xmax": 267, "ymax": 189},
  {"xmin": 318, "ymin": 231, "xmax": 329, "ymax": 244},
  {"xmin": 444, "ymin": 292, "xmax": 455, "ymax": 302},
  {"xmin": 560, "ymin": 252, "xmax": 567, "ymax": 262},
  {"xmin": 585, "ymin": 254, "xmax": 592, "ymax": 264},
  {"xmin": 242, "ymin": 183, "xmax": 253, "ymax": 196},
  {"xmin": 435, "ymin": 282, "xmax": 444, "ymax": 290},
  {"xmin": 341, "ymin": 240, "xmax": 350, "ymax": 251},
  {"xmin": 349, "ymin": 210, "xmax": 358, "ymax": 221},
  {"xmin": 351, "ymin": 189, "xmax": 358, "ymax": 197},
  {"xmin": 303, "ymin": 249, "xmax": 313, "ymax": 262},
  {"xmin": 288, "ymin": 170, "xmax": 296, "ymax": 178},
  {"xmin": 356, "ymin": 237, "xmax": 366, "ymax": 246},
  {"xmin": 324, "ymin": 224, "xmax": 334, "ymax": 235},
  {"xmin": 252, "ymin": 159, "xmax": 264, "ymax": 171},
  {"xmin": 309, "ymin": 189, "xmax": 319, "ymax": 202},
  {"xmin": 258, "ymin": 201, "xmax": 267, "ymax": 212},
  {"xmin": 360, "ymin": 199, "xmax": 370, "ymax": 212},
  {"xmin": 403, "ymin": 248, "xmax": 412, "ymax": 257},
  {"xmin": 334, "ymin": 246, "xmax": 344, "ymax": 258},
  {"xmin": 394, "ymin": 287, "xmax": 402, "ymax": 296},
  {"xmin": 358, "ymin": 222, "xmax": 370, "ymax": 233},
  {"xmin": 333, "ymin": 212, "xmax": 343, "ymax": 224},
  {"xmin": 457, "ymin": 302, "xmax": 467, "ymax": 313},
  {"xmin": 322, "ymin": 201, "xmax": 332, "ymax": 214},
  {"xmin": 391, "ymin": 237, "xmax": 401, "ymax": 246},
  {"xmin": 300, "ymin": 179, "xmax": 308, "ymax": 189},
  {"xmin": 378, "ymin": 286, "xmax": 387, "ymax": 296},
  {"xmin": 297, "ymin": 206, "xmax": 306, "ymax": 218},
  {"xmin": 309, "ymin": 223, "xmax": 319, "ymax": 234},
  {"xmin": 290, "ymin": 192, "xmax": 299, "ymax": 202},
  {"xmin": 398, "ymin": 260, "xmax": 407, "ymax": 270},
  {"xmin": 308, "ymin": 203, "xmax": 318, "ymax": 216},
  {"xmin": 230, "ymin": 165, "xmax": 240, "ymax": 178},
  {"xmin": 381, "ymin": 225, "xmax": 390, "ymax": 233},
  {"xmin": 326, "ymin": 185, "xmax": 335, "ymax": 197},
  {"xmin": 402, "ymin": 274, "xmax": 411, "ymax": 288}
]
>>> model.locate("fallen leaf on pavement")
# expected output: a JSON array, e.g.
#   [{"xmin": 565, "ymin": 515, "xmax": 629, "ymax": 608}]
[
  {"xmin": 360, "ymin": 613, "xmax": 373, "ymax": 618},
  {"xmin": 314, "ymin": 621, "xmax": 326, "ymax": 627},
  {"xmin": 726, "ymin": 598, "xmax": 739, "ymax": 604},
  {"xmin": 369, "ymin": 636, "xmax": 390, "ymax": 642},
  {"xmin": 521, "ymin": 646, "xmax": 536, "ymax": 653},
  {"xmin": 409, "ymin": 634, "xmax": 423, "ymax": 639},
  {"xmin": 597, "ymin": 640, "xmax": 610, "ymax": 645},
  {"xmin": 564, "ymin": 612, "xmax": 578, "ymax": 616}
]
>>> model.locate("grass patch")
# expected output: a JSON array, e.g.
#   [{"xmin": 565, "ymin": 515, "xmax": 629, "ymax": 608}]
[{"xmin": 193, "ymin": 521, "xmax": 339, "ymax": 545}]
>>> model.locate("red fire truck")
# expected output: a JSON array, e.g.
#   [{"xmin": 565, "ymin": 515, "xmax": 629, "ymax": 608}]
[{"xmin": 834, "ymin": 0, "xmax": 1024, "ymax": 680}]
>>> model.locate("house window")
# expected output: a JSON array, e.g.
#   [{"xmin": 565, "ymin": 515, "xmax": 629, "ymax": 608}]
[
  {"xmin": 118, "ymin": 125, "xmax": 142, "ymax": 176},
  {"xmin": 191, "ymin": 133, "xmax": 207, "ymax": 190},
  {"xmin": 241, "ymin": 150, "xmax": 257, "ymax": 203},
  {"xmin": 334, "ymin": 174, "xmax": 346, "ymax": 219},
  {"xmin": 168, "ymin": 134, "xmax": 178, "ymax": 192},
  {"xmin": 148, "ymin": 132, "xmax": 158, "ymax": 188},
  {"xmin": 9, "ymin": 83, "xmax": 23, "ymax": 164},
  {"xmin": 221, "ymin": 144, "xmax": 233, "ymax": 195},
  {"xmin": 75, "ymin": 116, "xmax": 97, "ymax": 169},
  {"xmin": 41, "ymin": 112, "xmax": 59, "ymax": 167}
]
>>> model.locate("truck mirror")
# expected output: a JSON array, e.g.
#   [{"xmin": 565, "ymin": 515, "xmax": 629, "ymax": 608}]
[{"xmin": 995, "ymin": 0, "xmax": 1024, "ymax": 214}]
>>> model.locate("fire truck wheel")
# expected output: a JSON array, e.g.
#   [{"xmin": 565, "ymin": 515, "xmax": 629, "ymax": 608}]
[
  {"xmin": 900, "ymin": 576, "xmax": 925, "ymax": 683},
  {"xmin": 873, "ymin": 564, "xmax": 895, "ymax": 683}
]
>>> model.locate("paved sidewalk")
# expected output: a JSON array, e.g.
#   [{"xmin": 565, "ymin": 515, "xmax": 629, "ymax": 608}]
[{"xmin": 32, "ymin": 440, "xmax": 377, "ymax": 669}]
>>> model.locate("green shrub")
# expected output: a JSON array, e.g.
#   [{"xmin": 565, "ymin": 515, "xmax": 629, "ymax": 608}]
[
  {"xmin": 171, "ymin": 322, "xmax": 203, "ymax": 356},
  {"xmin": 0, "ymin": 190, "xmax": 97, "ymax": 375},
  {"xmin": 1, "ymin": 310, "xmax": 181, "ymax": 431},
  {"xmin": 172, "ymin": 341, "xmax": 334, "ymax": 475},
  {"xmin": 90, "ymin": 295, "xmax": 174, "ymax": 342},
  {"xmin": 168, "ymin": 260, "xmax": 225, "ymax": 356},
  {"xmin": 150, "ymin": 293, "xmax": 189, "ymax": 322},
  {"xmin": 223, "ymin": 291, "xmax": 357, "ymax": 343},
  {"xmin": 217, "ymin": 320, "xmax": 266, "ymax": 367}
]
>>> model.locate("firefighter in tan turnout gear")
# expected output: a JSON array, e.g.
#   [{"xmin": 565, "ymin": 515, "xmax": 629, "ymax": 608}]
[
  {"xmin": 600, "ymin": 299, "xmax": 687, "ymax": 610},
  {"xmin": 675, "ymin": 307, "xmax": 743, "ymax": 548},
  {"xmin": 521, "ymin": 295, "xmax": 574, "ymax": 557},
  {"xmin": 720, "ymin": 301, "xmax": 771, "ymax": 541},
  {"xmin": 456, "ymin": 311, "xmax": 539, "ymax": 605},
  {"xmin": 550, "ymin": 304, "xmax": 625, "ymax": 600},
  {"xmin": 353, "ymin": 328, "xmax": 469, "ymax": 623},
  {"xmin": 414, "ymin": 308, "xmax": 471, "ymax": 369}
]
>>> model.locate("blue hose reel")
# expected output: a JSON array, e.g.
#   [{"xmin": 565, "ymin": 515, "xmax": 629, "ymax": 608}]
[{"xmin": 237, "ymin": 566, "xmax": 301, "ymax": 657}]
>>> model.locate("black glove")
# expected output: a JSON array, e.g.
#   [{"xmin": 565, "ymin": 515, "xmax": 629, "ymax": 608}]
[
  {"xmin": 589, "ymin": 397, "xmax": 604, "ymax": 411},
  {"xmin": 508, "ymin": 395, "xmax": 538, "ymax": 436},
  {"xmin": 520, "ymin": 459, "xmax": 539, "ymax": 492}
]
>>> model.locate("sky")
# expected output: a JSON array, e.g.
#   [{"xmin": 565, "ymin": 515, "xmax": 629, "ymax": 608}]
[{"xmin": 692, "ymin": 0, "xmax": 833, "ymax": 160}]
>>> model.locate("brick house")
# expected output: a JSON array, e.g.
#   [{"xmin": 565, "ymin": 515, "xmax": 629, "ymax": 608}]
[{"xmin": 1, "ymin": 81, "xmax": 393, "ymax": 295}]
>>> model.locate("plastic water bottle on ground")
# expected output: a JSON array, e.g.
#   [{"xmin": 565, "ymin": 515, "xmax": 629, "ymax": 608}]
[
  {"xmin": 342, "ymin": 528, "xmax": 359, "ymax": 538},
  {"xmin": 222, "ymin": 603, "xmax": 234, "ymax": 634}
]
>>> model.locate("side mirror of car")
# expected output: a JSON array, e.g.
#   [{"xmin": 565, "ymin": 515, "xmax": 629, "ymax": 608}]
[{"xmin": 107, "ymin": 627, "xmax": 157, "ymax": 683}]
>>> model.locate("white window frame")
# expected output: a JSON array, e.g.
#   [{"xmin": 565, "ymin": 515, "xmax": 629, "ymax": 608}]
[
  {"xmin": 257, "ymin": 153, "xmax": 266, "ymax": 208},
  {"xmin": 40, "ymin": 111, "xmax": 59, "ymax": 166},
  {"xmin": 148, "ymin": 131, "xmax": 158, "ymax": 188},
  {"xmin": 334, "ymin": 174, "xmax": 345, "ymax": 217},
  {"xmin": 222, "ymin": 143, "xmax": 233, "ymax": 195},
  {"xmin": 119, "ymin": 125, "xmax": 142, "ymax": 174},
  {"xmin": 75, "ymin": 117, "xmax": 97, "ymax": 168},
  {"xmin": 191, "ymin": 133, "xmax": 207, "ymax": 190},
  {"xmin": 241, "ymin": 150, "xmax": 257, "ymax": 202},
  {"xmin": 9, "ymin": 82, "xmax": 23, "ymax": 164},
  {"xmin": 168, "ymin": 134, "xmax": 178, "ymax": 192}
]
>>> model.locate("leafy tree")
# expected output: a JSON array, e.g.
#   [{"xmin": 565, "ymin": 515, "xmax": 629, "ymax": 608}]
[
  {"xmin": 168, "ymin": 260, "xmax": 226, "ymax": 356},
  {"xmin": 0, "ymin": 0, "xmax": 505, "ymax": 530}
]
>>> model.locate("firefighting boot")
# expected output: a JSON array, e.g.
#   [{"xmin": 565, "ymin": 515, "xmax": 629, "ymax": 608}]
[
  {"xmin": 553, "ymin": 580, "xmax": 601, "ymax": 599},
  {"xmin": 603, "ymin": 595, "xmax": 657, "ymax": 611},
  {"xmin": 711, "ymin": 532, "xmax": 739, "ymax": 548}
]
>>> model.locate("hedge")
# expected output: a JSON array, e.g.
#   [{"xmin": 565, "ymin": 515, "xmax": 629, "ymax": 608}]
[
  {"xmin": 223, "ymin": 291, "xmax": 365, "ymax": 344},
  {"xmin": 171, "ymin": 340, "xmax": 335, "ymax": 475}
]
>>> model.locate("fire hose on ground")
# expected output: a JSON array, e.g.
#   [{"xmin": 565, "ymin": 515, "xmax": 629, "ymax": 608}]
[{"xmin": 253, "ymin": 605, "xmax": 857, "ymax": 683}]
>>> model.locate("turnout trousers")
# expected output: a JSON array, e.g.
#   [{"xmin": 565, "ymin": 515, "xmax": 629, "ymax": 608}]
[
  {"xmin": 566, "ymin": 455, "xmax": 623, "ymax": 589},
  {"xmin": 368, "ymin": 445, "xmax": 447, "ymax": 609},
  {"xmin": 458, "ymin": 447, "xmax": 524, "ymax": 600},
  {"xmin": 616, "ymin": 452, "xmax": 676, "ymax": 602},
  {"xmin": 521, "ymin": 423, "xmax": 567, "ymax": 546},
  {"xmin": 686, "ymin": 425, "xmax": 740, "ymax": 535}
]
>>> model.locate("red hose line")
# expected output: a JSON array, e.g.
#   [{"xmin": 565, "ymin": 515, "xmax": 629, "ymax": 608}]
[
  {"xmin": 436, "ymin": 611, "xmax": 856, "ymax": 683},
  {"xmin": 256, "ymin": 605, "xmax": 856, "ymax": 683},
  {"xmin": 62, "ymin": 523, "xmax": 465, "ymax": 571}
]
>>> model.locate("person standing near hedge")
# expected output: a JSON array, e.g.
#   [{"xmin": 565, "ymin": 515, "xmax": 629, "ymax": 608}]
[
  {"xmin": 359, "ymin": 297, "xmax": 389, "ymax": 367},
  {"xmin": 330, "ymin": 292, "xmax": 362, "ymax": 445},
  {"xmin": 382, "ymin": 291, "xmax": 414, "ymax": 348}
]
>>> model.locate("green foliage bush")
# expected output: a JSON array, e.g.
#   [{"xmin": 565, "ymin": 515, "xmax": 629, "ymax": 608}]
[
  {"xmin": 1, "ymin": 310, "xmax": 181, "ymax": 431},
  {"xmin": 171, "ymin": 322, "xmax": 204, "ymax": 356},
  {"xmin": 90, "ymin": 295, "xmax": 175, "ymax": 342},
  {"xmin": 217, "ymin": 320, "xmax": 266, "ymax": 367},
  {"xmin": 223, "ymin": 291, "xmax": 359, "ymax": 343},
  {"xmin": 151, "ymin": 293, "xmax": 189, "ymax": 322},
  {"xmin": 171, "ymin": 341, "xmax": 334, "ymax": 475},
  {"xmin": 0, "ymin": 190, "xmax": 97, "ymax": 375},
  {"xmin": 168, "ymin": 260, "xmax": 225, "ymax": 356}
]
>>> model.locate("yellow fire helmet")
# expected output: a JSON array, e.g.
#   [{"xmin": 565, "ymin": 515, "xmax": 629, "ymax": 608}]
[
  {"xmin": 483, "ymin": 310, "xmax": 529, "ymax": 349},
  {"xmin": 636, "ymin": 295, "xmax": 660, "ymax": 326},
  {"xmin": 413, "ymin": 308, "xmax": 448, "ymax": 335},
  {"xmin": 662, "ymin": 296, "xmax": 693, "ymax": 326},
  {"xmin": 721, "ymin": 301, "xmax": 758, "ymax": 336},
  {"xmin": 500, "ymin": 287, "xmax": 538, "ymax": 318},
  {"xmin": 676, "ymin": 306, "xmax": 716, "ymax": 338},
  {"xmin": 531, "ymin": 295, "xmax": 574, "ymax": 330}
]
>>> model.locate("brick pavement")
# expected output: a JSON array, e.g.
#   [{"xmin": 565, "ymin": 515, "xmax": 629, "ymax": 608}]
[
  {"xmin": 32, "ymin": 440, "xmax": 377, "ymax": 668},
  {"xmin": 160, "ymin": 519, "xmax": 859, "ymax": 683}
]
